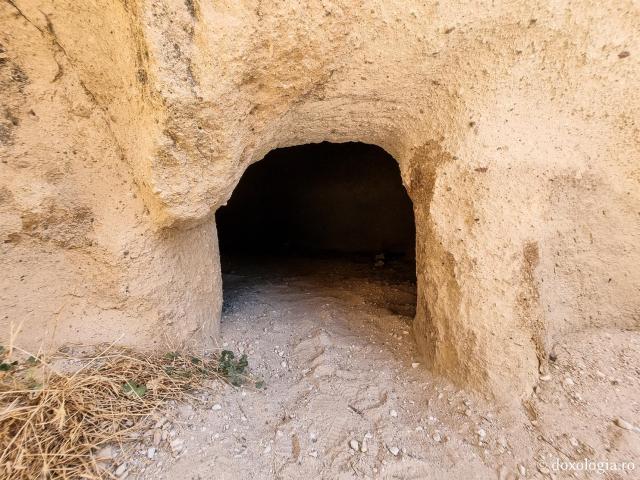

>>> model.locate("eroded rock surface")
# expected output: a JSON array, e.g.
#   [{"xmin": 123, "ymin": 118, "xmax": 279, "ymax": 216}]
[{"xmin": 1, "ymin": 0, "xmax": 639, "ymax": 400}]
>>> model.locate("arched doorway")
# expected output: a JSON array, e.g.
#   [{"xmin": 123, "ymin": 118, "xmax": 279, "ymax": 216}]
[
  {"xmin": 216, "ymin": 142, "xmax": 417, "ymax": 316},
  {"xmin": 217, "ymin": 142, "xmax": 415, "ymax": 263}
]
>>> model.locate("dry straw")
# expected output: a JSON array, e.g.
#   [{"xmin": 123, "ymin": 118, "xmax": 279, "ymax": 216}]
[{"xmin": 0, "ymin": 343, "xmax": 225, "ymax": 479}]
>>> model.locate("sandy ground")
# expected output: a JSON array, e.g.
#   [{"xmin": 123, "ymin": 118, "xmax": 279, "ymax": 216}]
[{"xmin": 113, "ymin": 257, "xmax": 639, "ymax": 480}]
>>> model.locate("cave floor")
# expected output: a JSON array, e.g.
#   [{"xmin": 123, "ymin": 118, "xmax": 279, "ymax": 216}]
[{"xmin": 129, "ymin": 257, "xmax": 639, "ymax": 480}]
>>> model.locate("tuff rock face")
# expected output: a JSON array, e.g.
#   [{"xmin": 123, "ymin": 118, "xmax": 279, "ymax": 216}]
[{"xmin": 1, "ymin": 0, "xmax": 638, "ymax": 401}]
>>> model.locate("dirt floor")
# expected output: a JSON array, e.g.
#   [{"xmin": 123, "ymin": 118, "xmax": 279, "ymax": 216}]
[{"xmin": 112, "ymin": 257, "xmax": 639, "ymax": 480}]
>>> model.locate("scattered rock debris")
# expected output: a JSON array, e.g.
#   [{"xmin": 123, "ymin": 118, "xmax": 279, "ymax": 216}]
[{"xmin": 31, "ymin": 258, "xmax": 636, "ymax": 480}]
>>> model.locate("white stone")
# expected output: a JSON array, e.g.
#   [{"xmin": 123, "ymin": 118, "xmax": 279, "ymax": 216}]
[
  {"xmin": 614, "ymin": 417, "xmax": 639, "ymax": 431},
  {"xmin": 96, "ymin": 445, "xmax": 115, "ymax": 460},
  {"xmin": 387, "ymin": 446, "xmax": 400, "ymax": 456},
  {"xmin": 169, "ymin": 438, "xmax": 184, "ymax": 453},
  {"xmin": 361, "ymin": 439, "xmax": 368, "ymax": 453}
]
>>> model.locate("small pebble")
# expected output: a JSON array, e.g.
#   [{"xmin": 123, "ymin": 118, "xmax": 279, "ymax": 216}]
[
  {"xmin": 212, "ymin": 404, "xmax": 222, "ymax": 411},
  {"xmin": 614, "ymin": 417, "xmax": 638, "ymax": 431},
  {"xmin": 390, "ymin": 409, "xmax": 398, "ymax": 418},
  {"xmin": 349, "ymin": 439, "xmax": 360, "ymax": 451},
  {"xmin": 96, "ymin": 445, "xmax": 115, "ymax": 460},
  {"xmin": 387, "ymin": 446, "xmax": 400, "ymax": 456},
  {"xmin": 147, "ymin": 447, "xmax": 155, "ymax": 459},
  {"xmin": 170, "ymin": 438, "xmax": 184, "ymax": 453}
]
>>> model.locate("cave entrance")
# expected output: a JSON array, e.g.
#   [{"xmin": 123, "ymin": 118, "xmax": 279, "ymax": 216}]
[{"xmin": 215, "ymin": 142, "xmax": 417, "ymax": 323}]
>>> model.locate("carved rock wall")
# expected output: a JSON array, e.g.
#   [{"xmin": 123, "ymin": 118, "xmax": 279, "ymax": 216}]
[{"xmin": 1, "ymin": 0, "xmax": 638, "ymax": 401}]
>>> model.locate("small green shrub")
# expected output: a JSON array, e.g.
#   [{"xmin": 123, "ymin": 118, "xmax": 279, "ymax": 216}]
[
  {"xmin": 218, "ymin": 350, "xmax": 249, "ymax": 386},
  {"xmin": 122, "ymin": 381, "xmax": 147, "ymax": 398}
]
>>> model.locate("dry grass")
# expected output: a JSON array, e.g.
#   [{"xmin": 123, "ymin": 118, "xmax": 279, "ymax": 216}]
[{"xmin": 0, "ymin": 344, "xmax": 226, "ymax": 479}]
